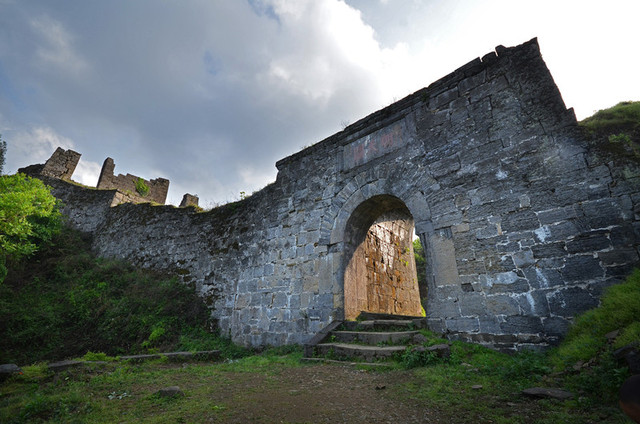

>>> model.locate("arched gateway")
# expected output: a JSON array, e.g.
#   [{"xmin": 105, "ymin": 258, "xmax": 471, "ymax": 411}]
[
  {"xmin": 33, "ymin": 39, "xmax": 640, "ymax": 351},
  {"xmin": 342, "ymin": 195, "xmax": 423, "ymax": 320}
]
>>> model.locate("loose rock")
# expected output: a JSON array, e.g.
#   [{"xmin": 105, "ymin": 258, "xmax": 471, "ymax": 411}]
[
  {"xmin": 0, "ymin": 364, "xmax": 23, "ymax": 382},
  {"xmin": 156, "ymin": 386, "xmax": 185, "ymax": 398}
]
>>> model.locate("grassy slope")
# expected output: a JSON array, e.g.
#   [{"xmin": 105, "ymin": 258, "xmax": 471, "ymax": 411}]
[
  {"xmin": 579, "ymin": 100, "xmax": 640, "ymax": 160},
  {"xmin": 0, "ymin": 228, "xmax": 246, "ymax": 365}
]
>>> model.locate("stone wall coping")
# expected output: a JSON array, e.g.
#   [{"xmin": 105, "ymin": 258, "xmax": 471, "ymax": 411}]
[{"xmin": 275, "ymin": 37, "xmax": 540, "ymax": 170}]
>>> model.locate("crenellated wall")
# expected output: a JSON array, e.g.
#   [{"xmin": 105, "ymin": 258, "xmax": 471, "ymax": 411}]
[
  {"xmin": 32, "ymin": 39, "xmax": 640, "ymax": 351},
  {"xmin": 97, "ymin": 157, "xmax": 169, "ymax": 205}
]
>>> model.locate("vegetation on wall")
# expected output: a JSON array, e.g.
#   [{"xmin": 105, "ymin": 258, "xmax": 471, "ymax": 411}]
[
  {"xmin": 134, "ymin": 177, "xmax": 150, "ymax": 197},
  {"xmin": 579, "ymin": 100, "xmax": 640, "ymax": 159}
]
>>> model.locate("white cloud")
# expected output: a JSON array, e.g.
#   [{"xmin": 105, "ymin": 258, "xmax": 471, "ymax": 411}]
[
  {"xmin": 30, "ymin": 15, "xmax": 89, "ymax": 75},
  {"xmin": 73, "ymin": 159, "xmax": 101, "ymax": 187},
  {"xmin": 1, "ymin": 0, "xmax": 638, "ymax": 206},
  {"xmin": 238, "ymin": 165, "xmax": 276, "ymax": 192},
  {"xmin": 12, "ymin": 127, "xmax": 75, "ymax": 163}
]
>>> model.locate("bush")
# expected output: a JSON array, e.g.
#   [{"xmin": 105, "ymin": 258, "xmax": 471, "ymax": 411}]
[
  {"xmin": 579, "ymin": 101, "xmax": 640, "ymax": 158},
  {"xmin": 0, "ymin": 227, "xmax": 244, "ymax": 364},
  {"xmin": 0, "ymin": 173, "xmax": 62, "ymax": 282}
]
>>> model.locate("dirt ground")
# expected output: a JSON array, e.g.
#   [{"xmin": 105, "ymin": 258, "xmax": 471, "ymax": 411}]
[{"xmin": 205, "ymin": 363, "xmax": 436, "ymax": 423}]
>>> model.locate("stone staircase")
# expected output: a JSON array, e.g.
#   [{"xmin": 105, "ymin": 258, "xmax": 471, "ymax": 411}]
[{"xmin": 303, "ymin": 312, "xmax": 428, "ymax": 363}]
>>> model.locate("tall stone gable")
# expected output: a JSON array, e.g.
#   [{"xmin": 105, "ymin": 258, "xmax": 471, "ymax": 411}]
[{"xmin": 39, "ymin": 39, "xmax": 640, "ymax": 350}]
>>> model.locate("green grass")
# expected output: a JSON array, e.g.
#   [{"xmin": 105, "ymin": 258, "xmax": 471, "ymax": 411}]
[
  {"xmin": 393, "ymin": 337, "xmax": 627, "ymax": 423},
  {"xmin": 579, "ymin": 100, "xmax": 640, "ymax": 159},
  {"xmin": 0, "ymin": 227, "xmax": 249, "ymax": 365},
  {"xmin": 1, "ymin": 339, "xmax": 630, "ymax": 424},
  {"xmin": 551, "ymin": 269, "xmax": 640, "ymax": 368},
  {"xmin": 0, "ymin": 349, "xmax": 306, "ymax": 424}
]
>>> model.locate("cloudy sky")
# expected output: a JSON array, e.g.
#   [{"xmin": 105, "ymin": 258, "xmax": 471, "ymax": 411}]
[{"xmin": 1, "ymin": 0, "xmax": 638, "ymax": 206}]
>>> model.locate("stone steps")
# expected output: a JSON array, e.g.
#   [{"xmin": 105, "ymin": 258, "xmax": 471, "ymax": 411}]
[
  {"xmin": 340, "ymin": 319, "xmax": 422, "ymax": 332},
  {"xmin": 314, "ymin": 343, "xmax": 407, "ymax": 362},
  {"xmin": 304, "ymin": 313, "xmax": 428, "ymax": 362},
  {"xmin": 331, "ymin": 330, "xmax": 419, "ymax": 344}
]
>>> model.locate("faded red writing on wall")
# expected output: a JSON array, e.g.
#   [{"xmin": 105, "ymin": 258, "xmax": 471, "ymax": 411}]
[{"xmin": 343, "ymin": 122, "xmax": 404, "ymax": 169}]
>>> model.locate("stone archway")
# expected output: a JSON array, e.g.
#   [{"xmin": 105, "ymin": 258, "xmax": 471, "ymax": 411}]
[{"xmin": 342, "ymin": 195, "xmax": 424, "ymax": 320}]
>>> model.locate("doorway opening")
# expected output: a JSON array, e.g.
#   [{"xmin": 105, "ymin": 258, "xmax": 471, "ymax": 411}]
[{"xmin": 343, "ymin": 195, "xmax": 425, "ymax": 320}]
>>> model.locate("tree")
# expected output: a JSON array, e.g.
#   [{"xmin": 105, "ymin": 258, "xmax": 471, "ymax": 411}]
[
  {"xmin": 0, "ymin": 173, "xmax": 62, "ymax": 282},
  {"xmin": 0, "ymin": 135, "xmax": 6, "ymax": 175}
]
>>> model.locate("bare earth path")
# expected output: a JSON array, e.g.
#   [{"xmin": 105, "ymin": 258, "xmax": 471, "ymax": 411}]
[{"xmin": 205, "ymin": 364, "xmax": 435, "ymax": 423}]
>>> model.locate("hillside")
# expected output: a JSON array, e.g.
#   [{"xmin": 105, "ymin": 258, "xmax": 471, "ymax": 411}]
[
  {"xmin": 579, "ymin": 100, "xmax": 640, "ymax": 161},
  {"xmin": 0, "ymin": 227, "xmax": 246, "ymax": 365}
]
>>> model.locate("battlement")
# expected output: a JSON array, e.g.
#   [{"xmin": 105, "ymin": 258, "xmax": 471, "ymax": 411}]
[
  {"xmin": 97, "ymin": 157, "xmax": 169, "ymax": 205},
  {"xmin": 41, "ymin": 147, "xmax": 81, "ymax": 180},
  {"xmin": 20, "ymin": 149, "xmax": 175, "ymax": 206}
]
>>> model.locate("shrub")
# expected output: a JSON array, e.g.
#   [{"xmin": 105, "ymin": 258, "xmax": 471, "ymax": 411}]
[
  {"xmin": 0, "ymin": 227, "xmax": 245, "ymax": 364},
  {"xmin": 0, "ymin": 173, "xmax": 62, "ymax": 282},
  {"xmin": 579, "ymin": 101, "xmax": 640, "ymax": 159}
]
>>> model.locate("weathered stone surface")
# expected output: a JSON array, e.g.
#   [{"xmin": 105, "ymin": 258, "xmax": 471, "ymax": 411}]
[{"xmin": 25, "ymin": 38, "xmax": 640, "ymax": 352}]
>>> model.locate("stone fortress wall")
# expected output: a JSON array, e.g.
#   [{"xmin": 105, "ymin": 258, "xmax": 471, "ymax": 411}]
[
  {"xmin": 21, "ymin": 147, "xmax": 176, "ymax": 207},
  {"xmin": 96, "ymin": 157, "xmax": 170, "ymax": 205},
  {"xmin": 26, "ymin": 39, "xmax": 640, "ymax": 351}
]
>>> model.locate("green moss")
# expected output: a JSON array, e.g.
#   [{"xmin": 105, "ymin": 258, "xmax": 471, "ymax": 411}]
[{"xmin": 134, "ymin": 177, "xmax": 150, "ymax": 197}]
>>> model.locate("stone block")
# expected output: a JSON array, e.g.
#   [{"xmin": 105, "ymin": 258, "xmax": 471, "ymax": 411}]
[
  {"xmin": 459, "ymin": 293, "xmax": 487, "ymax": 317},
  {"xmin": 427, "ymin": 300, "xmax": 461, "ymax": 319},
  {"xmin": 486, "ymin": 271, "xmax": 530, "ymax": 294},
  {"xmin": 581, "ymin": 199, "xmax": 625, "ymax": 229},
  {"xmin": 561, "ymin": 255, "xmax": 604, "ymax": 282},
  {"xmin": 485, "ymin": 295, "xmax": 520, "ymax": 316},
  {"xmin": 432, "ymin": 86, "xmax": 459, "ymax": 108},
  {"xmin": 445, "ymin": 317, "xmax": 479, "ymax": 333},
  {"xmin": 522, "ymin": 267, "xmax": 564, "ymax": 290},
  {"xmin": 610, "ymin": 224, "xmax": 637, "ymax": 248},
  {"xmin": 598, "ymin": 249, "xmax": 639, "ymax": 266},
  {"xmin": 499, "ymin": 315, "xmax": 543, "ymax": 334},
  {"xmin": 516, "ymin": 291, "xmax": 549, "ymax": 316},
  {"xmin": 547, "ymin": 287, "xmax": 598, "ymax": 317},
  {"xmin": 536, "ymin": 205, "xmax": 578, "ymax": 225},
  {"xmin": 542, "ymin": 316, "xmax": 570, "ymax": 337},
  {"xmin": 478, "ymin": 315, "xmax": 501, "ymax": 333},
  {"xmin": 501, "ymin": 210, "xmax": 539, "ymax": 233},
  {"xmin": 511, "ymin": 249, "xmax": 535, "ymax": 267},
  {"xmin": 458, "ymin": 70, "xmax": 486, "ymax": 94},
  {"xmin": 530, "ymin": 242, "xmax": 567, "ymax": 258}
]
